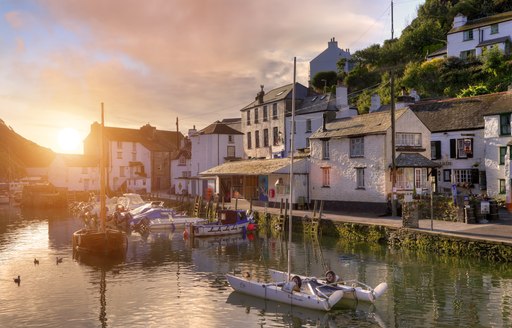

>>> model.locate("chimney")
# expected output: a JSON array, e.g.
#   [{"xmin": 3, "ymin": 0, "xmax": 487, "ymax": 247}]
[
  {"xmin": 255, "ymin": 85, "xmax": 265, "ymax": 104},
  {"xmin": 453, "ymin": 13, "xmax": 467, "ymax": 28},
  {"xmin": 322, "ymin": 113, "xmax": 327, "ymax": 132},
  {"xmin": 409, "ymin": 89, "xmax": 420, "ymax": 102},
  {"xmin": 328, "ymin": 37, "xmax": 338, "ymax": 49},
  {"xmin": 369, "ymin": 94, "xmax": 381, "ymax": 113},
  {"xmin": 188, "ymin": 125, "xmax": 197, "ymax": 138},
  {"xmin": 335, "ymin": 85, "xmax": 348, "ymax": 108}
]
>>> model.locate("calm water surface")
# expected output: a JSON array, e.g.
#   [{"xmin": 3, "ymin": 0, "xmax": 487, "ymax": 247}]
[{"xmin": 1, "ymin": 206, "xmax": 512, "ymax": 328}]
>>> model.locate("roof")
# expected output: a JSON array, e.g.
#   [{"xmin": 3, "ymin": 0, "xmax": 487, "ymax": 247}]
[
  {"xmin": 309, "ymin": 109, "xmax": 408, "ymax": 139},
  {"xmin": 409, "ymin": 92, "xmax": 510, "ymax": 132},
  {"xmin": 242, "ymin": 83, "xmax": 308, "ymax": 110},
  {"xmin": 197, "ymin": 121, "xmax": 244, "ymax": 135},
  {"xmin": 477, "ymin": 36, "xmax": 511, "ymax": 47},
  {"xmin": 448, "ymin": 11, "xmax": 512, "ymax": 34},
  {"xmin": 221, "ymin": 118, "xmax": 242, "ymax": 132},
  {"xmin": 295, "ymin": 93, "xmax": 337, "ymax": 115},
  {"xmin": 200, "ymin": 157, "xmax": 308, "ymax": 176},
  {"xmin": 395, "ymin": 153, "xmax": 440, "ymax": 168},
  {"xmin": 426, "ymin": 46, "xmax": 447, "ymax": 59}
]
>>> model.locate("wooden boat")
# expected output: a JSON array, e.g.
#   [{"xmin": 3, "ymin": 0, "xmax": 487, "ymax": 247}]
[
  {"xmin": 268, "ymin": 269, "xmax": 388, "ymax": 303},
  {"xmin": 72, "ymin": 104, "xmax": 127, "ymax": 255},
  {"xmin": 184, "ymin": 209, "xmax": 250, "ymax": 237}
]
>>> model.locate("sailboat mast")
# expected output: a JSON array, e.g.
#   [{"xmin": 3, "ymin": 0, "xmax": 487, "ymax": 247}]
[
  {"xmin": 287, "ymin": 57, "xmax": 296, "ymax": 278},
  {"xmin": 100, "ymin": 103, "xmax": 106, "ymax": 232}
]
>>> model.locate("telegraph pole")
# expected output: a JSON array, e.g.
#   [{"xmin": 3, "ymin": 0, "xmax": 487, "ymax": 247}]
[{"xmin": 390, "ymin": 0, "xmax": 397, "ymax": 217}]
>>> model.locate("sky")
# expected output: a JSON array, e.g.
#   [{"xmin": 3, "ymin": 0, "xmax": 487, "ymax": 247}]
[{"xmin": 0, "ymin": 0, "xmax": 424, "ymax": 154}]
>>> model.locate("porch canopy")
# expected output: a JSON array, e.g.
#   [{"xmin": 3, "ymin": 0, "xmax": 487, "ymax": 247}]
[
  {"xmin": 394, "ymin": 153, "xmax": 440, "ymax": 168},
  {"xmin": 200, "ymin": 157, "xmax": 308, "ymax": 176}
]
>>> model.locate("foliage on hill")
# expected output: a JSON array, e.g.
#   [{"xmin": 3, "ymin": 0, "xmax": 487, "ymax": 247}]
[
  {"xmin": 0, "ymin": 119, "xmax": 55, "ymax": 181},
  {"xmin": 335, "ymin": 0, "xmax": 512, "ymax": 112}
]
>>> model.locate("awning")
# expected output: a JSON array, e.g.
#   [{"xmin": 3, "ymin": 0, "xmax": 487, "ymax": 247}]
[
  {"xmin": 200, "ymin": 157, "xmax": 308, "ymax": 176},
  {"xmin": 395, "ymin": 153, "xmax": 440, "ymax": 168}
]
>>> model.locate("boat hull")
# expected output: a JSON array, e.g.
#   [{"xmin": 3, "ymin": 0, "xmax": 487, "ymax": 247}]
[
  {"xmin": 226, "ymin": 274, "xmax": 343, "ymax": 311},
  {"xmin": 72, "ymin": 228, "xmax": 127, "ymax": 255},
  {"xmin": 268, "ymin": 269, "xmax": 387, "ymax": 303},
  {"xmin": 187, "ymin": 221, "xmax": 249, "ymax": 237}
]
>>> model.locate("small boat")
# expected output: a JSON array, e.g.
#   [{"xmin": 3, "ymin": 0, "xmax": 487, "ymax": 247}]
[
  {"xmin": 184, "ymin": 209, "xmax": 251, "ymax": 237},
  {"xmin": 268, "ymin": 269, "xmax": 388, "ymax": 303},
  {"xmin": 130, "ymin": 207, "xmax": 204, "ymax": 231},
  {"xmin": 226, "ymin": 272, "xmax": 344, "ymax": 311}
]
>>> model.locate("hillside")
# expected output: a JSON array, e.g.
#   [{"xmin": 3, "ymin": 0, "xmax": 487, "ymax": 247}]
[{"xmin": 0, "ymin": 119, "xmax": 55, "ymax": 181}]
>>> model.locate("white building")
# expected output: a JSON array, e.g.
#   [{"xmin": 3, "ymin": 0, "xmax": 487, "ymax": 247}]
[
  {"xmin": 310, "ymin": 38, "xmax": 351, "ymax": 81},
  {"xmin": 47, "ymin": 154, "xmax": 100, "ymax": 192},
  {"xmin": 189, "ymin": 121, "xmax": 244, "ymax": 198},
  {"xmin": 308, "ymin": 108, "xmax": 435, "ymax": 213},
  {"xmin": 447, "ymin": 11, "xmax": 512, "ymax": 59}
]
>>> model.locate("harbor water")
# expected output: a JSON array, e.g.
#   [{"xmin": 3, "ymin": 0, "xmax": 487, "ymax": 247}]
[{"xmin": 1, "ymin": 206, "xmax": 512, "ymax": 327}]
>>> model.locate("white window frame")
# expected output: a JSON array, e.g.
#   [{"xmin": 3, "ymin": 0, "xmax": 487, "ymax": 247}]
[
  {"xmin": 396, "ymin": 133, "xmax": 421, "ymax": 147},
  {"xmin": 350, "ymin": 137, "xmax": 364, "ymax": 157}
]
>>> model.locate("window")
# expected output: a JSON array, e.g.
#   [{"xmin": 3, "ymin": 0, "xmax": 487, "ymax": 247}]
[
  {"xmin": 450, "ymin": 138, "xmax": 473, "ymax": 159},
  {"xmin": 322, "ymin": 140, "xmax": 330, "ymax": 160},
  {"xmin": 396, "ymin": 133, "xmax": 421, "ymax": 147},
  {"xmin": 499, "ymin": 179, "xmax": 506, "ymax": 194},
  {"xmin": 272, "ymin": 103, "xmax": 278, "ymax": 119},
  {"xmin": 273, "ymin": 127, "xmax": 280, "ymax": 146},
  {"xmin": 463, "ymin": 29, "xmax": 473, "ymax": 41},
  {"xmin": 431, "ymin": 141, "xmax": 441, "ymax": 160},
  {"xmin": 254, "ymin": 108, "xmax": 259, "ymax": 124},
  {"xmin": 414, "ymin": 168, "xmax": 426, "ymax": 189},
  {"xmin": 306, "ymin": 137, "xmax": 310, "ymax": 148},
  {"xmin": 356, "ymin": 168, "xmax": 365, "ymax": 189},
  {"xmin": 500, "ymin": 146, "xmax": 507, "ymax": 165},
  {"xmin": 443, "ymin": 169, "xmax": 451, "ymax": 182},
  {"xmin": 120, "ymin": 166, "xmax": 125, "ymax": 177},
  {"xmin": 178, "ymin": 156, "xmax": 186, "ymax": 166},
  {"xmin": 321, "ymin": 167, "xmax": 330, "ymax": 187},
  {"xmin": 117, "ymin": 151, "xmax": 122, "ymax": 159},
  {"xmin": 350, "ymin": 137, "xmax": 364, "ymax": 157},
  {"xmin": 491, "ymin": 24, "xmax": 499, "ymax": 34},
  {"xmin": 263, "ymin": 129, "xmax": 269, "ymax": 147},
  {"xmin": 255, "ymin": 130, "xmax": 260, "ymax": 148},
  {"xmin": 246, "ymin": 110, "xmax": 251, "ymax": 126},
  {"xmin": 117, "ymin": 141, "xmax": 122, "ymax": 149},
  {"xmin": 454, "ymin": 169, "xmax": 479, "ymax": 184},
  {"xmin": 500, "ymin": 114, "xmax": 511, "ymax": 135},
  {"xmin": 131, "ymin": 152, "xmax": 136, "ymax": 161},
  {"xmin": 247, "ymin": 132, "xmax": 252, "ymax": 149},
  {"xmin": 132, "ymin": 142, "xmax": 136, "ymax": 151},
  {"xmin": 228, "ymin": 135, "xmax": 234, "ymax": 143},
  {"xmin": 306, "ymin": 119, "xmax": 312, "ymax": 132},
  {"xmin": 227, "ymin": 145, "xmax": 235, "ymax": 157},
  {"xmin": 460, "ymin": 49, "xmax": 476, "ymax": 59},
  {"xmin": 263, "ymin": 106, "xmax": 268, "ymax": 121}
]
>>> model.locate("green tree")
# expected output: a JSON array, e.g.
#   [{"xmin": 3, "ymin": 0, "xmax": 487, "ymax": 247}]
[{"xmin": 311, "ymin": 71, "xmax": 338, "ymax": 93}]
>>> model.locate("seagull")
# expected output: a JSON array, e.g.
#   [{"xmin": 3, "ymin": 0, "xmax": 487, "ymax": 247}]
[
  {"xmin": 56, "ymin": 257, "xmax": 63, "ymax": 264},
  {"xmin": 34, "ymin": 258, "xmax": 39, "ymax": 265},
  {"xmin": 13, "ymin": 276, "xmax": 20, "ymax": 285}
]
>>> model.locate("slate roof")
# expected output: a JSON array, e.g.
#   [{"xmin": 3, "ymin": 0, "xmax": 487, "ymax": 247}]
[
  {"xmin": 395, "ymin": 153, "xmax": 440, "ymax": 168},
  {"xmin": 295, "ymin": 93, "xmax": 337, "ymax": 115},
  {"xmin": 477, "ymin": 36, "xmax": 511, "ymax": 47},
  {"xmin": 221, "ymin": 118, "xmax": 242, "ymax": 132},
  {"xmin": 448, "ymin": 11, "xmax": 512, "ymax": 34},
  {"xmin": 197, "ymin": 121, "xmax": 244, "ymax": 135},
  {"xmin": 408, "ymin": 92, "xmax": 510, "ymax": 132},
  {"xmin": 200, "ymin": 157, "xmax": 308, "ymax": 176},
  {"xmin": 309, "ymin": 109, "xmax": 408, "ymax": 139}
]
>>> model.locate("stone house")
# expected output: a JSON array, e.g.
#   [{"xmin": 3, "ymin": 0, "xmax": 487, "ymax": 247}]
[{"xmin": 309, "ymin": 37, "xmax": 352, "ymax": 80}]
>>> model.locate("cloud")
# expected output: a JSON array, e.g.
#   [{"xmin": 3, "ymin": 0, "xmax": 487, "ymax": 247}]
[{"xmin": 0, "ymin": 0, "xmax": 419, "ymax": 153}]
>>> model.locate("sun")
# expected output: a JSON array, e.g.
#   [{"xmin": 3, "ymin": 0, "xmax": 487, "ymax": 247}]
[{"xmin": 57, "ymin": 127, "xmax": 82, "ymax": 153}]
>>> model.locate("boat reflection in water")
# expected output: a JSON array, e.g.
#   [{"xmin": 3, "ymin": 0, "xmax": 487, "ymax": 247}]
[
  {"xmin": 73, "ymin": 250, "xmax": 126, "ymax": 328},
  {"xmin": 226, "ymin": 290, "xmax": 386, "ymax": 328}
]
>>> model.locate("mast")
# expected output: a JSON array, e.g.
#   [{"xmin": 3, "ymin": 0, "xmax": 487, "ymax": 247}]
[
  {"xmin": 390, "ymin": 0, "xmax": 397, "ymax": 216},
  {"xmin": 100, "ymin": 103, "xmax": 106, "ymax": 232},
  {"xmin": 287, "ymin": 57, "xmax": 296, "ymax": 278}
]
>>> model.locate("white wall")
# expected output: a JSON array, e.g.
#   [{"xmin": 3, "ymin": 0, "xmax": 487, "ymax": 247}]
[
  {"xmin": 484, "ymin": 115, "xmax": 510, "ymax": 202},
  {"xmin": 108, "ymin": 141, "xmax": 151, "ymax": 193}
]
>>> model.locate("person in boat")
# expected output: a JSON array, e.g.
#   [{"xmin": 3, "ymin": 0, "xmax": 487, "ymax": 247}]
[
  {"xmin": 291, "ymin": 275, "xmax": 302, "ymax": 292},
  {"xmin": 325, "ymin": 270, "xmax": 340, "ymax": 284}
]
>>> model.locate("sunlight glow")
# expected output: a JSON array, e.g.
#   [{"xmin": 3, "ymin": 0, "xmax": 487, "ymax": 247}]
[{"xmin": 57, "ymin": 127, "xmax": 82, "ymax": 154}]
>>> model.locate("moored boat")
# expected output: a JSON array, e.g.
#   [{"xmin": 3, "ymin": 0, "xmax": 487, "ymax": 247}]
[
  {"xmin": 268, "ymin": 269, "xmax": 388, "ymax": 303},
  {"xmin": 184, "ymin": 209, "xmax": 251, "ymax": 237}
]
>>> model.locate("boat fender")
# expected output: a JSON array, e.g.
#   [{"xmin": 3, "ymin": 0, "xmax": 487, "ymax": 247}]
[{"xmin": 372, "ymin": 282, "xmax": 388, "ymax": 301}]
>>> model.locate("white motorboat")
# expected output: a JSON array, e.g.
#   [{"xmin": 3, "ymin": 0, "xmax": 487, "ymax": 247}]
[{"xmin": 268, "ymin": 269, "xmax": 388, "ymax": 303}]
